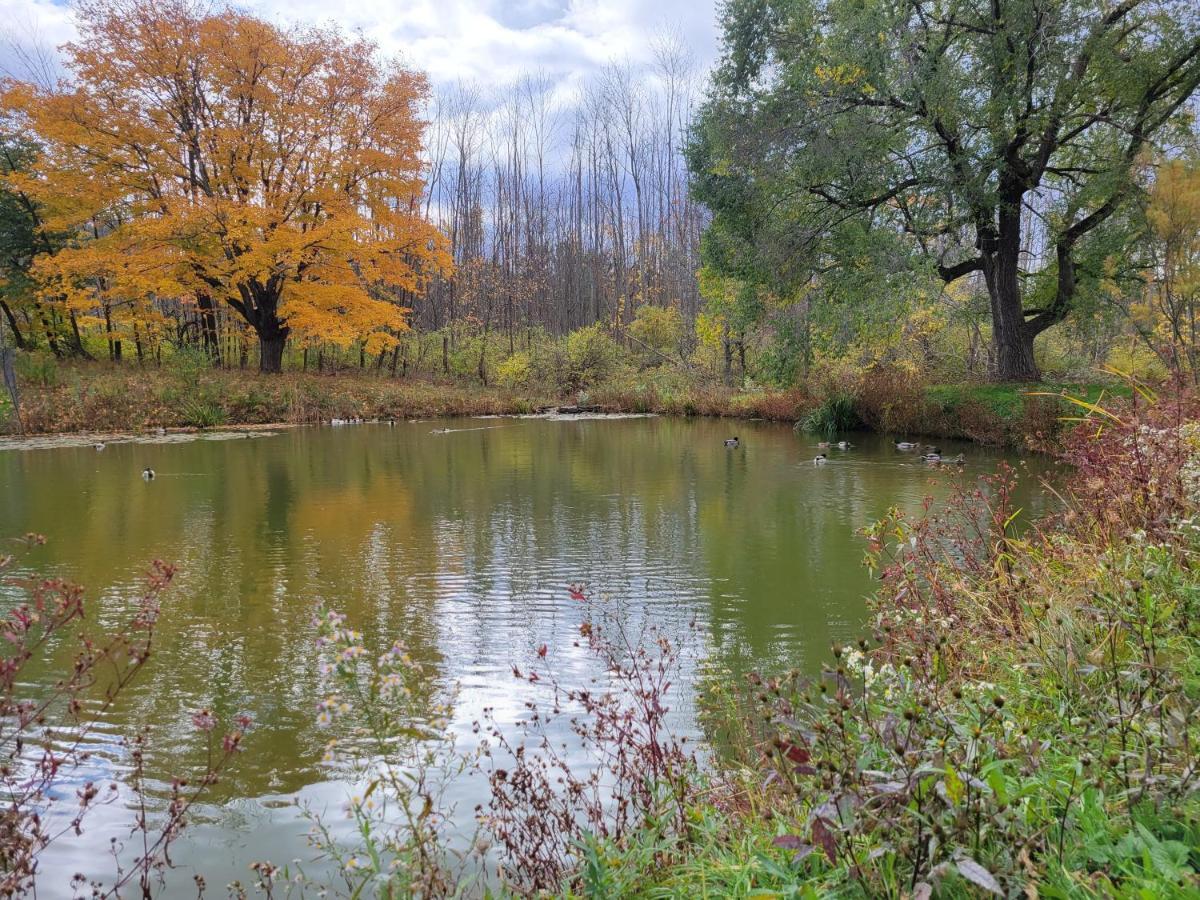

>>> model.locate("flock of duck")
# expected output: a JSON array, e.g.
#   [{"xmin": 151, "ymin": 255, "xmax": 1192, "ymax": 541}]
[
  {"xmin": 724, "ymin": 435, "xmax": 965, "ymax": 467},
  {"xmin": 100, "ymin": 419, "xmax": 963, "ymax": 483}
]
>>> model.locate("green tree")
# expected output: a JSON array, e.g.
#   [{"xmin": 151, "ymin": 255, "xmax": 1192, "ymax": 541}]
[
  {"xmin": 691, "ymin": 0, "xmax": 1200, "ymax": 380},
  {"xmin": 0, "ymin": 136, "xmax": 73, "ymax": 353}
]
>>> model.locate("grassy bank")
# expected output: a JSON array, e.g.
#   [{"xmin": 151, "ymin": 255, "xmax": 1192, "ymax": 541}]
[{"xmin": 1, "ymin": 357, "xmax": 1127, "ymax": 448}]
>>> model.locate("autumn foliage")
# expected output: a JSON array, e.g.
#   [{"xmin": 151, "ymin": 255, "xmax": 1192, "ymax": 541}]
[{"xmin": 2, "ymin": 0, "xmax": 449, "ymax": 372}]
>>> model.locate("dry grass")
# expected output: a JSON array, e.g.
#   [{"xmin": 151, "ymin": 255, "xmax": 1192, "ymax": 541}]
[
  {"xmin": 4, "ymin": 362, "xmax": 821, "ymax": 435},
  {"xmin": 1, "ymin": 360, "xmax": 1109, "ymax": 449}
]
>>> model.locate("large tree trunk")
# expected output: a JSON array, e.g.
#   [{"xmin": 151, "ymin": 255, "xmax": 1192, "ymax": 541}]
[
  {"xmin": 992, "ymin": 319, "xmax": 1038, "ymax": 381},
  {"xmin": 985, "ymin": 201, "xmax": 1040, "ymax": 382},
  {"xmin": 257, "ymin": 322, "xmax": 289, "ymax": 373}
]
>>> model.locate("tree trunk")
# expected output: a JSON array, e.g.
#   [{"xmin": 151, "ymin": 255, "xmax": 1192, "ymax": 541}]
[
  {"xmin": 0, "ymin": 300, "xmax": 28, "ymax": 350},
  {"xmin": 984, "ymin": 209, "xmax": 1039, "ymax": 382},
  {"xmin": 197, "ymin": 291, "xmax": 222, "ymax": 366},
  {"xmin": 722, "ymin": 326, "xmax": 733, "ymax": 386},
  {"xmin": 67, "ymin": 311, "xmax": 92, "ymax": 359},
  {"xmin": 257, "ymin": 323, "xmax": 289, "ymax": 374}
]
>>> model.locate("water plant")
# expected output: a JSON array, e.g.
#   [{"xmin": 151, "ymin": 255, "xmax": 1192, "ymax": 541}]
[
  {"xmin": 800, "ymin": 391, "xmax": 859, "ymax": 435},
  {"xmin": 0, "ymin": 537, "xmax": 251, "ymax": 897}
]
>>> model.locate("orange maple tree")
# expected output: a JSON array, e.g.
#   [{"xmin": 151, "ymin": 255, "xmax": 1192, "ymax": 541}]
[{"xmin": 4, "ymin": 0, "xmax": 450, "ymax": 371}]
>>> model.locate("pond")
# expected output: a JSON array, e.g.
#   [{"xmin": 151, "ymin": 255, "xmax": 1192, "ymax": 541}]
[{"xmin": 0, "ymin": 416, "xmax": 1055, "ymax": 892}]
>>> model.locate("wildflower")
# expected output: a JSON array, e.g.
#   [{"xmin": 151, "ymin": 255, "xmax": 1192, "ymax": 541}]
[{"xmin": 191, "ymin": 709, "xmax": 217, "ymax": 732}]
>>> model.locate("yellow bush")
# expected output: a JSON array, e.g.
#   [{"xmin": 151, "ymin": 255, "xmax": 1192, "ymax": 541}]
[{"xmin": 495, "ymin": 351, "xmax": 533, "ymax": 388}]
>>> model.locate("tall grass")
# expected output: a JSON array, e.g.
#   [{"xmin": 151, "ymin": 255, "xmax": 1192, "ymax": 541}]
[{"xmin": 800, "ymin": 391, "xmax": 859, "ymax": 434}]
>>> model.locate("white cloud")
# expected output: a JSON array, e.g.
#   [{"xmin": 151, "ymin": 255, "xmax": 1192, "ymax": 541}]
[{"xmin": 0, "ymin": 0, "xmax": 719, "ymax": 90}]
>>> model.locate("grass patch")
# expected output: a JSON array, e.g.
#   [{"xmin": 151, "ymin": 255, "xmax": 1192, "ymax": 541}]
[{"xmin": 925, "ymin": 381, "xmax": 1133, "ymax": 419}]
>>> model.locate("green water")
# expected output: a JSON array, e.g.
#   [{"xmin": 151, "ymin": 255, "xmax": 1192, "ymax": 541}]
[{"xmin": 0, "ymin": 417, "xmax": 1054, "ymax": 891}]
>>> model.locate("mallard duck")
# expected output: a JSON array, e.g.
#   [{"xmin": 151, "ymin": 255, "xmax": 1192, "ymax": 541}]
[
  {"xmin": 836, "ymin": 440, "xmax": 852, "ymax": 450},
  {"xmin": 142, "ymin": 466, "xmax": 155, "ymax": 481},
  {"xmin": 895, "ymin": 441, "xmax": 918, "ymax": 450},
  {"xmin": 813, "ymin": 453, "xmax": 828, "ymax": 465},
  {"xmin": 951, "ymin": 453, "xmax": 966, "ymax": 465},
  {"xmin": 724, "ymin": 437, "xmax": 740, "ymax": 448},
  {"xmin": 94, "ymin": 441, "xmax": 106, "ymax": 451},
  {"xmin": 155, "ymin": 426, "xmax": 166, "ymax": 436},
  {"xmin": 817, "ymin": 441, "xmax": 831, "ymax": 449},
  {"xmin": 922, "ymin": 452, "xmax": 942, "ymax": 463}
]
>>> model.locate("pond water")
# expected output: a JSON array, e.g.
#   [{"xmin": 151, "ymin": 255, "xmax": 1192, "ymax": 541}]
[{"xmin": 0, "ymin": 417, "xmax": 1055, "ymax": 892}]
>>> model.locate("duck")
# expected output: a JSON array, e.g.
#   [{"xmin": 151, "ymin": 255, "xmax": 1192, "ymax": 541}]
[
  {"xmin": 724, "ymin": 437, "xmax": 740, "ymax": 448},
  {"xmin": 155, "ymin": 426, "xmax": 166, "ymax": 436},
  {"xmin": 817, "ymin": 441, "xmax": 831, "ymax": 449},
  {"xmin": 950, "ymin": 453, "xmax": 966, "ymax": 465},
  {"xmin": 836, "ymin": 440, "xmax": 852, "ymax": 450},
  {"xmin": 922, "ymin": 452, "xmax": 942, "ymax": 463},
  {"xmin": 813, "ymin": 453, "xmax": 828, "ymax": 465},
  {"xmin": 142, "ymin": 466, "xmax": 155, "ymax": 481},
  {"xmin": 94, "ymin": 441, "xmax": 106, "ymax": 451},
  {"xmin": 895, "ymin": 441, "xmax": 918, "ymax": 451}
]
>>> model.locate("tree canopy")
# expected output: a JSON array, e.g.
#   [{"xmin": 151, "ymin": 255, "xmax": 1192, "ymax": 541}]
[
  {"xmin": 2, "ymin": 0, "xmax": 449, "ymax": 372},
  {"xmin": 690, "ymin": 0, "xmax": 1200, "ymax": 380}
]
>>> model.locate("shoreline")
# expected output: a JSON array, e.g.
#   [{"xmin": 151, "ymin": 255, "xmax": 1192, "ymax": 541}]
[{"xmin": 0, "ymin": 361, "xmax": 1122, "ymax": 450}]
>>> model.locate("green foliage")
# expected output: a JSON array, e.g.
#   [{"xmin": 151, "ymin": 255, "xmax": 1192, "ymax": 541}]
[
  {"xmin": 15, "ymin": 351, "xmax": 58, "ymax": 387},
  {"xmin": 801, "ymin": 392, "xmax": 858, "ymax": 435},
  {"xmin": 564, "ymin": 323, "xmax": 622, "ymax": 388},
  {"xmin": 495, "ymin": 350, "xmax": 533, "ymax": 388},
  {"xmin": 691, "ymin": 0, "xmax": 1200, "ymax": 379},
  {"xmin": 628, "ymin": 305, "xmax": 684, "ymax": 362},
  {"xmin": 0, "ymin": 139, "xmax": 54, "ymax": 307},
  {"xmin": 178, "ymin": 389, "xmax": 227, "ymax": 428},
  {"xmin": 925, "ymin": 382, "xmax": 1132, "ymax": 420},
  {"xmin": 166, "ymin": 344, "xmax": 214, "ymax": 382}
]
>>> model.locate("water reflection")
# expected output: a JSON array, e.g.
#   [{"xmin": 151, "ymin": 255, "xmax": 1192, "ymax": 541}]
[{"xmin": 0, "ymin": 418, "xmax": 1055, "ymax": 890}]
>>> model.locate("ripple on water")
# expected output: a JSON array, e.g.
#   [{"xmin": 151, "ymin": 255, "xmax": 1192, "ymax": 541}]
[{"xmin": 0, "ymin": 419, "xmax": 1055, "ymax": 897}]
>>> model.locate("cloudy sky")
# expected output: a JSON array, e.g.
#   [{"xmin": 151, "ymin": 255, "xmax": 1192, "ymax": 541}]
[{"xmin": 1, "ymin": 0, "xmax": 722, "ymax": 90}]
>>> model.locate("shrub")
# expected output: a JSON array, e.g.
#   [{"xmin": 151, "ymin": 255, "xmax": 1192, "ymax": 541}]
[
  {"xmin": 179, "ymin": 389, "xmax": 228, "ymax": 427},
  {"xmin": 628, "ymin": 305, "xmax": 684, "ymax": 363},
  {"xmin": 14, "ymin": 351, "xmax": 58, "ymax": 388},
  {"xmin": 165, "ymin": 344, "xmax": 214, "ymax": 381},
  {"xmin": 852, "ymin": 366, "xmax": 931, "ymax": 435},
  {"xmin": 565, "ymin": 323, "xmax": 622, "ymax": 388},
  {"xmin": 495, "ymin": 350, "xmax": 533, "ymax": 388},
  {"xmin": 732, "ymin": 390, "xmax": 1200, "ymax": 898}
]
